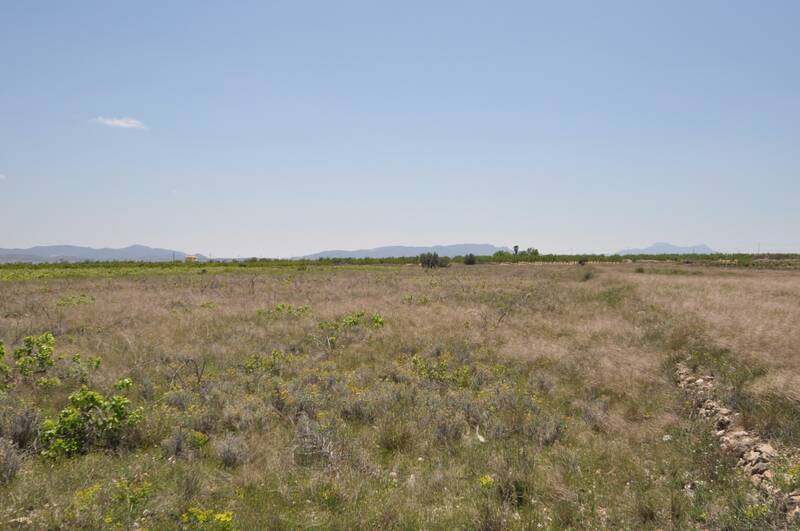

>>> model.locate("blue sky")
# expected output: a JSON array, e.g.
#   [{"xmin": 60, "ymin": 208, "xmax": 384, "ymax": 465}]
[{"xmin": 1, "ymin": 1, "xmax": 798, "ymax": 257}]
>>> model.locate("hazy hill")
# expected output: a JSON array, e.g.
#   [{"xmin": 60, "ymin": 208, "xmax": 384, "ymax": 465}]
[
  {"xmin": 0, "ymin": 245, "xmax": 207, "ymax": 263},
  {"xmin": 618, "ymin": 242, "xmax": 716, "ymax": 255},
  {"xmin": 302, "ymin": 244, "xmax": 510, "ymax": 259}
]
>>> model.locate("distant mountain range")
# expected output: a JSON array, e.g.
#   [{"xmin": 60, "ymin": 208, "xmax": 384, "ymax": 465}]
[
  {"xmin": 302, "ymin": 244, "xmax": 510, "ymax": 259},
  {"xmin": 0, "ymin": 245, "xmax": 207, "ymax": 263},
  {"xmin": 617, "ymin": 242, "xmax": 716, "ymax": 255},
  {"xmin": 0, "ymin": 242, "xmax": 722, "ymax": 263}
]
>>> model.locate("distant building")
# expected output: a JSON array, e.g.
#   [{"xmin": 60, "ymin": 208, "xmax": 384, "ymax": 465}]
[{"xmin": 184, "ymin": 255, "xmax": 198, "ymax": 263}]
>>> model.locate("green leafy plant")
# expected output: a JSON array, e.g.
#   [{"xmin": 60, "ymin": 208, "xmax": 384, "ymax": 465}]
[
  {"xmin": 14, "ymin": 333, "xmax": 56, "ymax": 376},
  {"xmin": 275, "ymin": 303, "xmax": 310, "ymax": 316},
  {"xmin": 56, "ymin": 294, "xmax": 95, "ymax": 307},
  {"xmin": 341, "ymin": 310, "xmax": 364, "ymax": 328},
  {"xmin": 410, "ymin": 354, "xmax": 470, "ymax": 387},
  {"xmin": 35, "ymin": 376, "xmax": 61, "ymax": 388},
  {"xmin": 243, "ymin": 350, "xmax": 293, "ymax": 376},
  {"xmin": 113, "ymin": 477, "xmax": 153, "ymax": 514},
  {"xmin": 0, "ymin": 342, "xmax": 11, "ymax": 390},
  {"xmin": 66, "ymin": 354, "xmax": 102, "ymax": 384},
  {"xmin": 114, "ymin": 378, "xmax": 133, "ymax": 391},
  {"xmin": 370, "ymin": 313, "xmax": 385, "ymax": 329},
  {"xmin": 41, "ymin": 385, "xmax": 143, "ymax": 457},
  {"xmin": 181, "ymin": 506, "xmax": 234, "ymax": 528}
]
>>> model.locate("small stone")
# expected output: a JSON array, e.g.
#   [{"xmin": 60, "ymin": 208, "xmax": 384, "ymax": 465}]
[
  {"xmin": 725, "ymin": 430, "xmax": 749, "ymax": 440},
  {"xmin": 747, "ymin": 462, "xmax": 769, "ymax": 475},
  {"xmin": 744, "ymin": 450, "xmax": 768, "ymax": 464},
  {"xmin": 755, "ymin": 443, "xmax": 777, "ymax": 458}
]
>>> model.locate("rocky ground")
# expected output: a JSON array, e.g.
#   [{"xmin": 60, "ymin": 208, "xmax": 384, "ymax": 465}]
[{"xmin": 676, "ymin": 362, "xmax": 800, "ymax": 523}]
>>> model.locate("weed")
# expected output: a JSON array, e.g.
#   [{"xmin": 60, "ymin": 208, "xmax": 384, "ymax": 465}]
[
  {"xmin": 376, "ymin": 413, "xmax": 414, "ymax": 453},
  {"xmin": 215, "ymin": 435, "xmax": 247, "ymax": 468},
  {"xmin": 2, "ymin": 406, "xmax": 40, "ymax": 449},
  {"xmin": 370, "ymin": 313, "xmax": 385, "ymax": 328},
  {"xmin": 293, "ymin": 413, "xmax": 338, "ymax": 467},
  {"xmin": 181, "ymin": 506, "xmax": 234, "ymax": 528},
  {"xmin": 56, "ymin": 294, "xmax": 95, "ymax": 306},
  {"xmin": 0, "ymin": 437, "xmax": 20, "ymax": 483}
]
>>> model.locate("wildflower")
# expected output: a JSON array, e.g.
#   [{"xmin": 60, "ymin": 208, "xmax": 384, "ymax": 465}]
[{"xmin": 214, "ymin": 511, "xmax": 234, "ymax": 523}]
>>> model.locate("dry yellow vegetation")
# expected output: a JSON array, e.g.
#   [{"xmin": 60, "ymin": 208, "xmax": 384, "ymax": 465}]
[{"xmin": 0, "ymin": 263, "xmax": 798, "ymax": 528}]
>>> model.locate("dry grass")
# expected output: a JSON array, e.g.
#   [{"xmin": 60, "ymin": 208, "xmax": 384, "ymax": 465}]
[{"xmin": 0, "ymin": 263, "xmax": 797, "ymax": 528}]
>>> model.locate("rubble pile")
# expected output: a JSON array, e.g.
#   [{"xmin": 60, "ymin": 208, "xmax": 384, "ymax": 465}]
[{"xmin": 675, "ymin": 362, "xmax": 800, "ymax": 522}]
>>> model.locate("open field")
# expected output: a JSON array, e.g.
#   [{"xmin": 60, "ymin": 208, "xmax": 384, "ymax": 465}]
[{"xmin": 1, "ymin": 263, "xmax": 799, "ymax": 529}]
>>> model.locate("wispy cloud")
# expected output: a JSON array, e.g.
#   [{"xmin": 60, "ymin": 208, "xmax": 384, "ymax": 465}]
[
  {"xmin": 0, "ymin": 174, "xmax": 6, "ymax": 181},
  {"xmin": 92, "ymin": 116, "xmax": 146, "ymax": 129}
]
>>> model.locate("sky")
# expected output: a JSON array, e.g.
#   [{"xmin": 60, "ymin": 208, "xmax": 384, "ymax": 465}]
[{"xmin": 1, "ymin": 1, "xmax": 798, "ymax": 257}]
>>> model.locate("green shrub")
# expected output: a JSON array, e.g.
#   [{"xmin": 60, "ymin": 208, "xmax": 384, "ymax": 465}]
[
  {"xmin": 410, "ymin": 355, "xmax": 470, "ymax": 387},
  {"xmin": 41, "ymin": 385, "xmax": 143, "ymax": 457},
  {"xmin": 13, "ymin": 332, "xmax": 56, "ymax": 376},
  {"xmin": 0, "ymin": 342, "xmax": 10, "ymax": 390},
  {"xmin": 370, "ymin": 313, "xmax": 385, "ymax": 328},
  {"xmin": 464, "ymin": 253, "xmax": 477, "ymax": 265}
]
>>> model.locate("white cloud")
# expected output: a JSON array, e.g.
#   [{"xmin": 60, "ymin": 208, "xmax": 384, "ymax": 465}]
[{"xmin": 92, "ymin": 116, "xmax": 146, "ymax": 129}]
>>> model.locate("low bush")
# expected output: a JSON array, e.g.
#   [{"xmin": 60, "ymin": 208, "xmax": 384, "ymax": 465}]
[
  {"xmin": 376, "ymin": 414, "xmax": 414, "ymax": 453},
  {"xmin": 3, "ymin": 406, "xmax": 40, "ymax": 450},
  {"xmin": 293, "ymin": 413, "xmax": 338, "ymax": 467},
  {"xmin": 41, "ymin": 385, "xmax": 143, "ymax": 457},
  {"xmin": 0, "ymin": 437, "xmax": 20, "ymax": 484},
  {"xmin": 13, "ymin": 332, "xmax": 56, "ymax": 376},
  {"xmin": 215, "ymin": 435, "xmax": 248, "ymax": 468},
  {"xmin": 161, "ymin": 428, "xmax": 208, "ymax": 460}
]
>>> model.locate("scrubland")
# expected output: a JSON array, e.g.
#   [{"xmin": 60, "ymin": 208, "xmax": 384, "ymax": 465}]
[{"xmin": 0, "ymin": 263, "xmax": 798, "ymax": 529}]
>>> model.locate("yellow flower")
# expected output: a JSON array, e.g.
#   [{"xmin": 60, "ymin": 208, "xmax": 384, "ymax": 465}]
[
  {"xmin": 479, "ymin": 474, "xmax": 494, "ymax": 489},
  {"xmin": 214, "ymin": 511, "xmax": 234, "ymax": 523}
]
